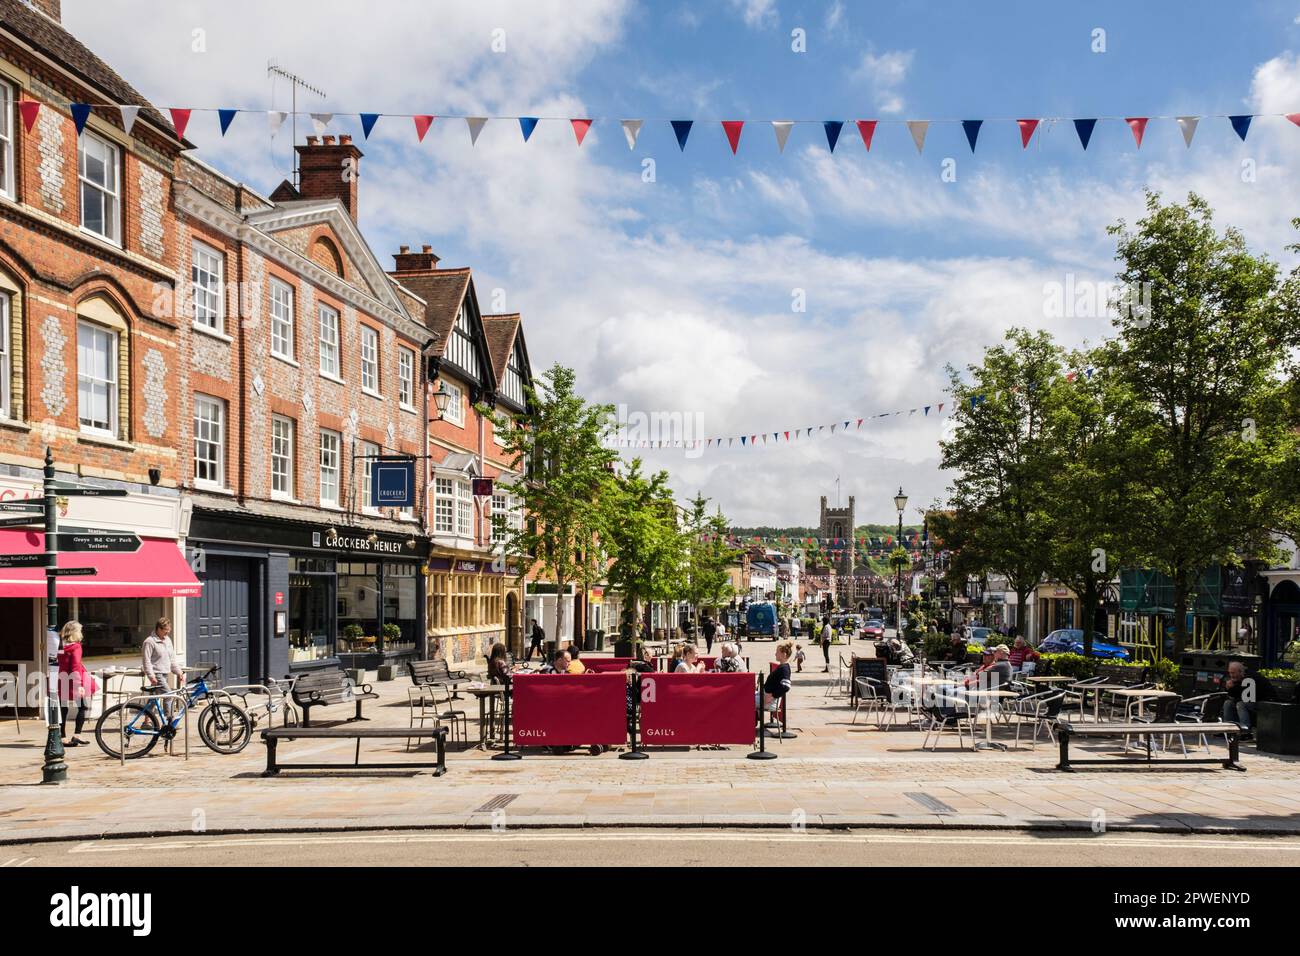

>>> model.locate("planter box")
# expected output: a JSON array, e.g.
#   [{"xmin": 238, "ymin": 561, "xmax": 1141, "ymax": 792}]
[
  {"xmin": 1257, "ymin": 702, "xmax": 1300, "ymax": 755},
  {"xmin": 346, "ymin": 668, "xmax": 366, "ymax": 686},
  {"xmin": 376, "ymin": 664, "xmax": 399, "ymax": 682}
]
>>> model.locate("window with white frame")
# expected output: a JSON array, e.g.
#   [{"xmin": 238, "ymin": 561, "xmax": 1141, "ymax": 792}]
[
  {"xmin": 271, "ymin": 415, "xmax": 295, "ymax": 498},
  {"xmin": 318, "ymin": 303, "xmax": 339, "ymax": 377},
  {"xmin": 0, "ymin": 293, "xmax": 9, "ymax": 418},
  {"xmin": 193, "ymin": 394, "xmax": 225, "ymax": 487},
  {"xmin": 319, "ymin": 429, "xmax": 341, "ymax": 507},
  {"xmin": 441, "ymin": 379, "xmax": 464, "ymax": 426},
  {"xmin": 76, "ymin": 321, "xmax": 118, "ymax": 435},
  {"xmin": 78, "ymin": 131, "xmax": 119, "ymax": 243},
  {"xmin": 360, "ymin": 326, "xmax": 379, "ymax": 394},
  {"xmin": 0, "ymin": 81, "xmax": 13, "ymax": 199},
  {"xmin": 398, "ymin": 347, "xmax": 415, "ymax": 408},
  {"xmin": 491, "ymin": 492, "xmax": 511, "ymax": 545},
  {"xmin": 191, "ymin": 241, "xmax": 224, "ymax": 332},
  {"xmin": 502, "ymin": 337, "xmax": 527, "ymax": 407},
  {"xmin": 270, "ymin": 279, "xmax": 294, "ymax": 360},
  {"xmin": 434, "ymin": 475, "xmax": 473, "ymax": 537},
  {"xmin": 360, "ymin": 440, "xmax": 380, "ymax": 511}
]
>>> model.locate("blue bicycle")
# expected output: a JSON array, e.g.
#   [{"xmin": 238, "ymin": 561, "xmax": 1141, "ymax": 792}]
[{"xmin": 94, "ymin": 666, "xmax": 250, "ymax": 758}]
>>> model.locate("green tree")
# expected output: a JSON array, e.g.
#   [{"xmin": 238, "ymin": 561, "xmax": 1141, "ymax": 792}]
[
  {"xmin": 487, "ymin": 364, "xmax": 616, "ymax": 646},
  {"xmin": 1107, "ymin": 192, "xmax": 1300, "ymax": 656},
  {"xmin": 603, "ymin": 459, "xmax": 684, "ymax": 647},
  {"xmin": 939, "ymin": 327, "xmax": 1060, "ymax": 633},
  {"xmin": 682, "ymin": 494, "xmax": 737, "ymax": 630}
]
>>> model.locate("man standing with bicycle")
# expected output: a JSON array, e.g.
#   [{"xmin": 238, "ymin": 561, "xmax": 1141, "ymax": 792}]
[{"xmin": 142, "ymin": 617, "xmax": 183, "ymax": 696}]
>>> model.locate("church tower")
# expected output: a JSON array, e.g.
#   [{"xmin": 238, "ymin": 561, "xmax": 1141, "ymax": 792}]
[{"xmin": 819, "ymin": 495, "xmax": 855, "ymax": 606}]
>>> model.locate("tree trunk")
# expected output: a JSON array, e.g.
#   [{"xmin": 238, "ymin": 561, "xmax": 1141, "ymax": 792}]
[
  {"xmin": 1081, "ymin": 581, "xmax": 1097, "ymax": 658},
  {"xmin": 555, "ymin": 574, "xmax": 569, "ymax": 649},
  {"xmin": 1172, "ymin": 573, "xmax": 1189, "ymax": 660},
  {"xmin": 1016, "ymin": 588, "xmax": 1031, "ymax": 642}
]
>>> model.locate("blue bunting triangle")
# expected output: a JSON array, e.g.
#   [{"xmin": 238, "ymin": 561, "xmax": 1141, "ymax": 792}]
[
  {"xmin": 962, "ymin": 120, "xmax": 982, "ymax": 152},
  {"xmin": 359, "ymin": 113, "xmax": 380, "ymax": 139},
  {"xmin": 218, "ymin": 109, "xmax": 237, "ymax": 136},
  {"xmin": 1074, "ymin": 118, "xmax": 1097, "ymax": 150},
  {"xmin": 824, "ymin": 120, "xmax": 843, "ymax": 152},
  {"xmin": 1229, "ymin": 115, "xmax": 1252, "ymax": 141},
  {"xmin": 671, "ymin": 120, "xmax": 693, "ymax": 151},
  {"xmin": 69, "ymin": 103, "xmax": 92, "ymax": 135},
  {"xmin": 519, "ymin": 117, "xmax": 538, "ymax": 142}
]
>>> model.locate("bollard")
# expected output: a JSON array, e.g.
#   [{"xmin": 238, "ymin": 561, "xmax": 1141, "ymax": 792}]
[{"xmin": 748, "ymin": 673, "xmax": 777, "ymax": 761}]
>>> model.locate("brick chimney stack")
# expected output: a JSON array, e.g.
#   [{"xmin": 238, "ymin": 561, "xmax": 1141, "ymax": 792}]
[
  {"xmin": 295, "ymin": 133, "xmax": 363, "ymax": 222},
  {"xmin": 392, "ymin": 243, "xmax": 441, "ymax": 273},
  {"xmin": 29, "ymin": 0, "xmax": 61, "ymax": 21}
]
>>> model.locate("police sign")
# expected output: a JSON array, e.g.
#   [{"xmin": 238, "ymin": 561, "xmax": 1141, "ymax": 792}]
[{"xmin": 370, "ymin": 458, "xmax": 416, "ymax": 508}]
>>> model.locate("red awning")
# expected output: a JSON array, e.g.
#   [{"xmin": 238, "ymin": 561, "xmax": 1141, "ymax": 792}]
[{"xmin": 0, "ymin": 530, "xmax": 203, "ymax": 598}]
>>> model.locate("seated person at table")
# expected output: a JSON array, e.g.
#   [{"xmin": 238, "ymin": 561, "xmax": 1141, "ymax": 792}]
[
  {"xmin": 487, "ymin": 642, "xmax": 511, "ymax": 684},
  {"xmin": 632, "ymin": 645, "xmax": 656, "ymax": 673},
  {"xmin": 964, "ymin": 645, "xmax": 1012, "ymax": 691},
  {"xmin": 1221, "ymin": 661, "xmax": 1265, "ymax": 738},
  {"xmin": 665, "ymin": 645, "xmax": 684, "ymax": 674},
  {"xmin": 567, "ymin": 644, "xmax": 587, "ymax": 674},
  {"xmin": 759, "ymin": 641, "xmax": 794, "ymax": 717},
  {"xmin": 540, "ymin": 650, "xmax": 570, "ymax": 674},
  {"xmin": 718, "ymin": 642, "xmax": 746, "ymax": 672},
  {"xmin": 945, "ymin": 633, "xmax": 969, "ymax": 663},
  {"xmin": 674, "ymin": 645, "xmax": 704, "ymax": 673},
  {"xmin": 1007, "ymin": 636, "xmax": 1039, "ymax": 673}
]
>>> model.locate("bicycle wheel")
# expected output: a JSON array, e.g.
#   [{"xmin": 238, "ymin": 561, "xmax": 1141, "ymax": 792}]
[
  {"xmin": 95, "ymin": 703, "xmax": 161, "ymax": 759},
  {"xmin": 198, "ymin": 701, "xmax": 252, "ymax": 754}
]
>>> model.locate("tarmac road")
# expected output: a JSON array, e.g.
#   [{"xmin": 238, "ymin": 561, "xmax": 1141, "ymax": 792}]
[{"xmin": 6, "ymin": 827, "xmax": 1300, "ymax": 867}]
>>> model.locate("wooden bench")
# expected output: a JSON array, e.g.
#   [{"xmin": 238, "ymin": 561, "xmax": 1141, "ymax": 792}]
[
  {"xmin": 1055, "ymin": 719, "xmax": 1243, "ymax": 771},
  {"xmin": 291, "ymin": 667, "xmax": 379, "ymax": 727},
  {"xmin": 261, "ymin": 725, "xmax": 448, "ymax": 776},
  {"xmin": 408, "ymin": 659, "xmax": 467, "ymax": 698}
]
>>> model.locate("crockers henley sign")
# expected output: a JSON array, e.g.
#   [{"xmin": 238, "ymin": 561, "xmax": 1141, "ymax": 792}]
[
  {"xmin": 317, "ymin": 529, "xmax": 407, "ymax": 555},
  {"xmin": 370, "ymin": 458, "xmax": 416, "ymax": 508}
]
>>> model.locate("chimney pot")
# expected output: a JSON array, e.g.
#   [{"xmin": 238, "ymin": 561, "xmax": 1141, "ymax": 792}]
[
  {"xmin": 322, "ymin": 134, "xmax": 336, "ymax": 145},
  {"xmin": 422, "ymin": 245, "xmax": 432, "ymax": 254},
  {"xmin": 339, "ymin": 134, "xmax": 352, "ymax": 145},
  {"xmin": 306, "ymin": 135, "xmax": 319, "ymax": 145},
  {"xmin": 293, "ymin": 135, "xmax": 364, "ymax": 222},
  {"xmin": 399, "ymin": 245, "xmax": 410, "ymax": 254}
]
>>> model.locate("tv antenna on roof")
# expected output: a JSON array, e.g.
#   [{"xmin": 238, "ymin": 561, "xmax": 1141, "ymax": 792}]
[{"xmin": 267, "ymin": 59, "xmax": 326, "ymax": 188}]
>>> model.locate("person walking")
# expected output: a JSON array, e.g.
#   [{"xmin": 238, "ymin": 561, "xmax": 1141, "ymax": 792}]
[
  {"xmin": 525, "ymin": 618, "xmax": 545, "ymax": 661},
  {"xmin": 820, "ymin": 615, "xmax": 835, "ymax": 673},
  {"xmin": 701, "ymin": 614, "xmax": 717, "ymax": 654},
  {"xmin": 141, "ymin": 617, "xmax": 182, "ymax": 693},
  {"xmin": 56, "ymin": 621, "xmax": 96, "ymax": 747}
]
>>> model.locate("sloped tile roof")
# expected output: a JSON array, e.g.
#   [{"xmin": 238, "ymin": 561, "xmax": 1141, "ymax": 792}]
[{"xmin": 481, "ymin": 312, "xmax": 521, "ymax": 382}]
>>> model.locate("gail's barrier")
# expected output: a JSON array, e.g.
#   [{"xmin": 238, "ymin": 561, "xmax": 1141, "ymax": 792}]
[
  {"xmin": 511, "ymin": 672, "xmax": 627, "ymax": 747},
  {"xmin": 637, "ymin": 671, "xmax": 757, "ymax": 747},
  {"xmin": 582, "ymin": 657, "xmax": 633, "ymax": 673}
]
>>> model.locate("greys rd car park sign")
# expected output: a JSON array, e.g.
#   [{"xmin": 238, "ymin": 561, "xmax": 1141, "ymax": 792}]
[{"xmin": 52, "ymin": 531, "xmax": 141, "ymax": 553}]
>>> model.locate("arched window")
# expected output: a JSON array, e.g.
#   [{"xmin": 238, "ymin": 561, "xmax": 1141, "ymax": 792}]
[
  {"xmin": 310, "ymin": 236, "xmax": 344, "ymax": 277},
  {"xmin": 75, "ymin": 294, "xmax": 129, "ymax": 440}
]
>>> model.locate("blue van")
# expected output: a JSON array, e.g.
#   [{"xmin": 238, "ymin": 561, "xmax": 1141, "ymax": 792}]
[{"xmin": 746, "ymin": 602, "xmax": 778, "ymax": 639}]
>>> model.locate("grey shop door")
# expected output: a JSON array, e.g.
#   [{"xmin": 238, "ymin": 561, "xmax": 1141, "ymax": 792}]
[{"xmin": 187, "ymin": 555, "xmax": 251, "ymax": 686}]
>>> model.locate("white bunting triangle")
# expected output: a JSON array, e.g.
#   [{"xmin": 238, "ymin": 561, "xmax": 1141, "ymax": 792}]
[
  {"xmin": 118, "ymin": 105, "xmax": 140, "ymax": 136},
  {"xmin": 621, "ymin": 119, "xmax": 642, "ymax": 150},
  {"xmin": 268, "ymin": 110, "xmax": 287, "ymax": 137},
  {"xmin": 1177, "ymin": 115, "xmax": 1199, "ymax": 148},
  {"xmin": 907, "ymin": 120, "xmax": 929, "ymax": 153},
  {"xmin": 310, "ymin": 112, "xmax": 333, "ymax": 136},
  {"xmin": 772, "ymin": 120, "xmax": 794, "ymax": 153},
  {"xmin": 466, "ymin": 116, "xmax": 488, "ymax": 145}
]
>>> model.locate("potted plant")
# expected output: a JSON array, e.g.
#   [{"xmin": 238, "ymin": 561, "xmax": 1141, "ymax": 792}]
[
  {"xmin": 382, "ymin": 623, "xmax": 402, "ymax": 646},
  {"xmin": 342, "ymin": 623, "xmax": 364, "ymax": 650}
]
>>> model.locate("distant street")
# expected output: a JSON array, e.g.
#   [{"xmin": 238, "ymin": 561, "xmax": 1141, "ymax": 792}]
[{"xmin": 7, "ymin": 828, "xmax": 1300, "ymax": 867}]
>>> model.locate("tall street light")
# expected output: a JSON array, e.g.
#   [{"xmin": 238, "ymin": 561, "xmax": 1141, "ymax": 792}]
[{"xmin": 894, "ymin": 486, "xmax": 907, "ymax": 636}]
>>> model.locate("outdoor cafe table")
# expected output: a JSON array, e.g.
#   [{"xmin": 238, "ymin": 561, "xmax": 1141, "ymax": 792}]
[
  {"xmin": 1025, "ymin": 675, "xmax": 1073, "ymax": 685},
  {"xmin": 465, "ymin": 685, "xmax": 507, "ymax": 749},
  {"xmin": 964, "ymin": 689, "xmax": 1019, "ymax": 751},
  {"xmin": 1108, "ymin": 688, "xmax": 1179, "ymax": 753}
]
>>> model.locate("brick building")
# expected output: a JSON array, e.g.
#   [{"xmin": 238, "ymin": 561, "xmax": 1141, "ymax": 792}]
[{"xmin": 0, "ymin": 0, "xmax": 201, "ymax": 691}]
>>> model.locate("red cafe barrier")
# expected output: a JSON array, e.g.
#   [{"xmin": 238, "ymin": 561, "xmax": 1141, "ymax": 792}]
[
  {"xmin": 582, "ymin": 657, "xmax": 633, "ymax": 673},
  {"xmin": 511, "ymin": 672, "xmax": 628, "ymax": 746},
  {"xmin": 638, "ymin": 671, "xmax": 756, "ymax": 746}
]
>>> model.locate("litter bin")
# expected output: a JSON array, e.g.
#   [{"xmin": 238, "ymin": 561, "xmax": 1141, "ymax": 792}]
[
  {"xmin": 584, "ymin": 629, "xmax": 599, "ymax": 652},
  {"xmin": 1256, "ymin": 702, "xmax": 1300, "ymax": 755}
]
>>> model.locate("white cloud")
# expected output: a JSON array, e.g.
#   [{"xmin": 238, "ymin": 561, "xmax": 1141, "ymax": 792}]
[
  {"xmin": 851, "ymin": 49, "xmax": 914, "ymax": 115},
  {"xmin": 730, "ymin": 0, "xmax": 779, "ymax": 29}
]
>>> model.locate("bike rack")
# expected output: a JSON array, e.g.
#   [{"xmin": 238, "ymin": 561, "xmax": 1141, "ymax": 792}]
[
  {"xmin": 117, "ymin": 689, "xmax": 189, "ymax": 766},
  {"xmin": 215, "ymin": 679, "xmax": 299, "ymax": 728}
]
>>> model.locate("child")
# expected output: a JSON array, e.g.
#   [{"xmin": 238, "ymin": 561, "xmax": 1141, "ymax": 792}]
[{"xmin": 794, "ymin": 644, "xmax": 806, "ymax": 673}]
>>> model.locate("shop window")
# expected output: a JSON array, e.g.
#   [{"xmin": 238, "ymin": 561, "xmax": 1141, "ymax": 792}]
[
  {"xmin": 66, "ymin": 597, "xmax": 166, "ymax": 664},
  {"xmin": 288, "ymin": 557, "xmax": 335, "ymax": 664},
  {"xmin": 337, "ymin": 561, "xmax": 380, "ymax": 655}
]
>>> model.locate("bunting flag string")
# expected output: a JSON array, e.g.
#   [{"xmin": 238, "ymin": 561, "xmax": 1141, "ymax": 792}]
[{"xmin": 12, "ymin": 99, "xmax": 1297, "ymax": 153}]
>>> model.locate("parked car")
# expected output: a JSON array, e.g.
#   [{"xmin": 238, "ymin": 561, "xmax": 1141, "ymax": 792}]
[
  {"xmin": 1039, "ymin": 628, "xmax": 1131, "ymax": 660},
  {"xmin": 967, "ymin": 627, "xmax": 993, "ymax": 646},
  {"xmin": 862, "ymin": 619, "xmax": 885, "ymax": 640}
]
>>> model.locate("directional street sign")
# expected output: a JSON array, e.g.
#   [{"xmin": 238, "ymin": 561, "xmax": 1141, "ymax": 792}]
[
  {"xmin": 48, "ymin": 567, "xmax": 97, "ymax": 577},
  {"xmin": 51, "ymin": 487, "xmax": 128, "ymax": 497},
  {"xmin": 0, "ymin": 501, "xmax": 43, "ymax": 512},
  {"xmin": 53, "ymin": 531, "xmax": 141, "ymax": 553},
  {"xmin": 0, "ymin": 553, "xmax": 44, "ymax": 568},
  {"xmin": 0, "ymin": 515, "xmax": 40, "ymax": 528}
]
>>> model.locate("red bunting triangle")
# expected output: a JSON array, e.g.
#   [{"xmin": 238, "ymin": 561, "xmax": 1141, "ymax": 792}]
[
  {"xmin": 1288, "ymin": 113, "xmax": 1300, "ymax": 128},
  {"xmin": 18, "ymin": 99, "xmax": 39, "ymax": 133},
  {"xmin": 571, "ymin": 119, "xmax": 592, "ymax": 145},
  {"xmin": 856, "ymin": 119, "xmax": 877, "ymax": 150},
  {"xmin": 784, "ymin": 431, "xmax": 789, "ymax": 441},
  {"xmin": 1126, "ymin": 117, "xmax": 1148, "ymax": 148},
  {"xmin": 1017, "ymin": 118, "xmax": 1039, "ymax": 148},
  {"xmin": 722, "ymin": 120, "xmax": 744, "ymax": 154},
  {"xmin": 169, "ymin": 108, "xmax": 191, "ymax": 140},
  {"xmin": 413, "ymin": 115, "xmax": 435, "ymax": 141}
]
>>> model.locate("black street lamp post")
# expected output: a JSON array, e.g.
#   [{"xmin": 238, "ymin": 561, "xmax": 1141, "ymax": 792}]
[{"xmin": 893, "ymin": 486, "xmax": 907, "ymax": 636}]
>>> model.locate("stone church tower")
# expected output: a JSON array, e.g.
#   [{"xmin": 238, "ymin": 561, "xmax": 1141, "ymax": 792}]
[{"xmin": 819, "ymin": 496, "xmax": 855, "ymax": 606}]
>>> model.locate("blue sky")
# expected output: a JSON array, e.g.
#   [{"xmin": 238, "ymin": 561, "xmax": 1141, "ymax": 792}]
[{"xmin": 66, "ymin": 0, "xmax": 1300, "ymax": 524}]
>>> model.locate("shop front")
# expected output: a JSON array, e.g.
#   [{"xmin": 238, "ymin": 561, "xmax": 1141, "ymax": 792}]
[
  {"xmin": 427, "ymin": 554, "xmax": 520, "ymax": 665},
  {"xmin": 187, "ymin": 509, "xmax": 427, "ymax": 681},
  {"xmin": 0, "ymin": 475, "xmax": 198, "ymax": 711}
]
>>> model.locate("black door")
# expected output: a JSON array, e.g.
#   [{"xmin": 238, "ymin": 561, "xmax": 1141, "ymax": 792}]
[{"xmin": 188, "ymin": 555, "xmax": 252, "ymax": 685}]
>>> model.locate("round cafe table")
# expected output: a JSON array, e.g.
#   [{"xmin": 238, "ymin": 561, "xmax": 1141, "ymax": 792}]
[{"xmin": 964, "ymin": 689, "xmax": 1019, "ymax": 750}]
